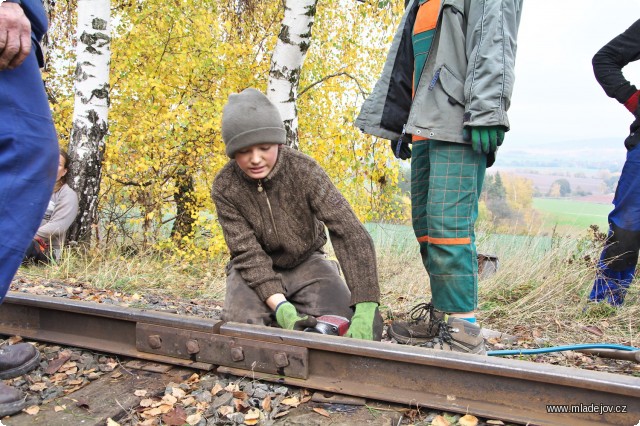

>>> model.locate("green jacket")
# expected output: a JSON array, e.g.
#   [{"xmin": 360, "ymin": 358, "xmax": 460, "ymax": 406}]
[{"xmin": 356, "ymin": 0, "xmax": 523, "ymax": 144}]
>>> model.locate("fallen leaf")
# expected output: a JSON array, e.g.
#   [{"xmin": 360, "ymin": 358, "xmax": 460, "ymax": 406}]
[
  {"xmin": 110, "ymin": 371, "xmax": 123, "ymax": 378},
  {"xmin": 281, "ymin": 397, "xmax": 300, "ymax": 407},
  {"xmin": 300, "ymin": 395, "xmax": 312, "ymax": 404},
  {"xmin": 51, "ymin": 373, "xmax": 68, "ymax": 382},
  {"xmin": 106, "ymin": 418, "xmax": 121, "ymax": 426},
  {"xmin": 134, "ymin": 389, "xmax": 148, "ymax": 397},
  {"xmin": 54, "ymin": 405, "xmax": 66, "ymax": 412},
  {"xmin": 225, "ymin": 383, "xmax": 239, "ymax": 393},
  {"xmin": 245, "ymin": 420, "xmax": 259, "ymax": 425},
  {"xmin": 186, "ymin": 373, "xmax": 200, "ymax": 383},
  {"xmin": 161, "ymin": 406, "xmax": 187, "ymax": 426},
  {"xmin": 172, "ymin": 387, "xmax": 186, "ymax": 399},
  {"xmin": 29, "ymin": 382, "xmax": 47, "ymax": 392},
  {"xmin": 162, "ymin": 394, "xmax": 178, "ymax": 405},
  {"xmin": 262, "ymin": 395, "xmax": 272, "ymax": 412},
  {"xmin": 143, "ymin": 407, "xmax": 163, "ymax": 416},
  {"xmin": 313, "ymin": 407, "xmax": 330, "ymax": 418},
  {"xmin": 45, "ymin": 353, "xmax": 72, "ymax": 374},
  {"xmin": 459, "ymin": 414, "xmax": 479, "ymax": 426},
  {"xmin": 181, "ymin": 396, "xmax": 195, "ymax": 407},
  {"xmin": 7, "ymin": 336, "xmax": 23, "ymax": 344},
  {"xmin": 158, "ymin": 404, "xmax": 174, "ymax": 414},
  {"xmin": 431, "ymin": 415, "xmax": 451, "ymax": 426},
  {"xmin": 211, "ymin": 383, "xmax": 223, "ymax": 395},
  {"xmin": 138, "ymin": 419, "xmax": 155, "ymax": 426},
  {"xmin": 64, "ymin": 386, "xmax": 83, "ymax": 395},
  {"xmin": 582, "ymin": 325, "xmax": 604, "ymax": 337},
  {"xmin": 186, "ymin": 413, "xmax": 202, "ymax": 425},
  {"xmin": 486, "ymin": 420, "xmax": 505, "ymax": 425},
  {"xmin": 232, "ymin": 390, "xmax": 248, "ymax": 400},
  {"xmin": 245, "ymin": 408, "xmax": 260, "ymax": 420},
  {"xmin": 139, "ymin": 398, "xmax": 154, "ymax": 407},
  {"xmin": 24, "ymin": 406, "xmax": 40, "ymax": 415},
  {"xmin": 60, "ymin": 361, "xmax": 77, "ymax": 371},
  {"xmin": 233, "ymin": 398, "xmax": 249, "ymax": 411},
  {"xmin": 273, "ymin": 410, "xmax": 290, "ymax": 419},
  {"xmin": 67, "ymin": 379, "xmax": 84, "ymax": 386},
  {"xmin": 218, "ymin": 405, "xmax": 234, "ymax": 416}
]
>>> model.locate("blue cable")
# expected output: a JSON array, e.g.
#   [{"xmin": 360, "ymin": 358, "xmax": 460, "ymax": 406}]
[{"xmin": 487, "ymin": 343, "xmax": 638, "ymax": 356}]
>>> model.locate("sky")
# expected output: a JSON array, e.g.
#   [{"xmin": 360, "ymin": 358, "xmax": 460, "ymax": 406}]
[{"xmin": 505, "ymin": 1, "xmax": 640, "ymax": 150}]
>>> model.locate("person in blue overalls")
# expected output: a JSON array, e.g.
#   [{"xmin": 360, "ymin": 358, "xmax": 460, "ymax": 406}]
[
  {"xmin": 589, "ymin": 19, "xmax": 640, "ymax": 307},
  {"xmin": 0, "ymin": 0, "xmax": 59, "ymax": 415}
]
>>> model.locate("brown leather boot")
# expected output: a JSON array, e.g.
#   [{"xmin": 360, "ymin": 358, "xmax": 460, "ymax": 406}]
[{"xmin": 0, "ymin": 343, "xmax": 40, "ymax": 379}]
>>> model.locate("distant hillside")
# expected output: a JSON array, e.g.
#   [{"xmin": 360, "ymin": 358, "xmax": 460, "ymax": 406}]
[{"xmin": 495, "ymin": 137, "xmax": 626, "ymax": 171}]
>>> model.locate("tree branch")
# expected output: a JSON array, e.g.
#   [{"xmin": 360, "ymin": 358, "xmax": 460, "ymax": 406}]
[{"xmin": 298, "ymin": 71, "xmax": 368, "ymax": 98}]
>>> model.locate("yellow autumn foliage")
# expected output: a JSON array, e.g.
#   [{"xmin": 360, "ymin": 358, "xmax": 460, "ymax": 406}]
[{"xmin": 46, "ymin": 0, "xmax": 405, "ymax": 260}]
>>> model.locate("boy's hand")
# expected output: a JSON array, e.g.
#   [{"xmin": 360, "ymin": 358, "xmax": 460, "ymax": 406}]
[
  {"xmin": 345, "ymin": 302, "xmax": 380, "ymax": 340},
  {"xmin": 275, "ymin": 302, "xmax": 317, "ymax": 331}
]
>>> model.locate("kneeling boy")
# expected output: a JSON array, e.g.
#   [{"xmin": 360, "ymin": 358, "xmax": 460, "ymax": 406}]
[{"xmin": 211, "ymin": 88, "xmax": 382, "ymax": 340}]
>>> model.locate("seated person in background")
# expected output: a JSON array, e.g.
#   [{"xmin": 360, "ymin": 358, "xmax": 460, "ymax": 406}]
[
  {"xmin": 23, "ymin": 149, "xmax": 78, "ymax": 264},
  {"xmin": 211, "ymin": 88, "xmax": 383, "ymax": 340}
]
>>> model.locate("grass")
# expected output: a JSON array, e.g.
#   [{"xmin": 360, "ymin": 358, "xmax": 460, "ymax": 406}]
[
  {"xmin": 15, "ymin": 222, "xmax": 639, "ymax": 349},
  {"xmin": 533, "ymin": 198, "xmax": 610, "ymax": 231}
]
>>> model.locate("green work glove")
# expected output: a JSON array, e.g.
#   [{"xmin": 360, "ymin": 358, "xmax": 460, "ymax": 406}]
[
  {"xmin": 275, "ymin": 301, "xmax": 317, "ymax": 331},
  {"xmin": 463, "ymin": 126, "xmax": 506, "ymax": 154},
  {"xmin": 345, "ymin": 302, "xmax": 379, "ymax": 340}
]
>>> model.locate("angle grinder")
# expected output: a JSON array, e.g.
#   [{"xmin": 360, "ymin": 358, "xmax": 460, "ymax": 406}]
[{"xmin": 304, "ymin": 315, "xmax": 350, "ymax": 336}]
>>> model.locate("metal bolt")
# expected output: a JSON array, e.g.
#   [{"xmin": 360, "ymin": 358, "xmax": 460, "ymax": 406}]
[
  {"xmin": 274, "ymin": 352, "xmax": 289, "ymax": 368},
  {"xmin": 186, "ymin": 339, "xmax": 200, "ymax": 354},
  {"xmin": 148, "ymin": 334, "xmax": 162, "ymax": 349},
  {"xmin": 230, "ymin": 347, "xmax": 244, "ymax": 362}
]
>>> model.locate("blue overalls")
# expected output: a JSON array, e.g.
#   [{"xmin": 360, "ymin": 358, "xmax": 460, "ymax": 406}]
[{"xmin": 0, "ymin": 0, "xmax": 59, "ymax": 300}]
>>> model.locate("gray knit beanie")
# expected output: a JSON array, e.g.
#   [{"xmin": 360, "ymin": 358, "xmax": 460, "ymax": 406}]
[{"xmin": 222, "ymin": 88, "xmax": 286, "ymax": 158}]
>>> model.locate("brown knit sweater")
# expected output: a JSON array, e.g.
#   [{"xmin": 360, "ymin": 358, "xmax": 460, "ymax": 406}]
[{"xmin": 211, "ymin": 146, "xmax": 380, "ymax": 306}]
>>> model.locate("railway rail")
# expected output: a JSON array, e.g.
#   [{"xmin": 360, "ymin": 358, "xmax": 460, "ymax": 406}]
[{"xmin": 0, "ymin": 292, "xmax": 637, "ymax": 425}]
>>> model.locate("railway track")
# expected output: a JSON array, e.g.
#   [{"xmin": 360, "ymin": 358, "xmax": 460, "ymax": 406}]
[{"xmin": 0, "ymin": 292, "xmax": 637, "ymax": 425}]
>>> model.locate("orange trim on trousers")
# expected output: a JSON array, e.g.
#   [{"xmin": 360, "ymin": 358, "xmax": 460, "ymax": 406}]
[{"xmin": 416, "ymin": 235, "xmax": 471, "ymax": 245}]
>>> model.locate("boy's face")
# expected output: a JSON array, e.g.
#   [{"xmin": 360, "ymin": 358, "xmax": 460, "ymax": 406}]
[{"xmin": 234, "ymin": 143, "xmax": 279, "ymax": 180}]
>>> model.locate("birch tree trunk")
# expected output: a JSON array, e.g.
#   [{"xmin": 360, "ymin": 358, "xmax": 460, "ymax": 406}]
[
  {"xmin": 267, "ymin": 0, "xmax": 317, "ymax": 149},
  {"xmin": 66, "ymin": 0, "xmax": 111, "ymax": 243}
]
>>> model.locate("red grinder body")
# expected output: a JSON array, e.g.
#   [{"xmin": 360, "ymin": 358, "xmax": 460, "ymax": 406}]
[{"xmin": 304, "ymin": 315, "xmax": 350, "ymax": 336}]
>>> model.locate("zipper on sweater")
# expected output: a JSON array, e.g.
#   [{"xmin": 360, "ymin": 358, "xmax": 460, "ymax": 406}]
[{"xmin": 258, "ymin": 180, "xmax": 280, "ymax": 243}]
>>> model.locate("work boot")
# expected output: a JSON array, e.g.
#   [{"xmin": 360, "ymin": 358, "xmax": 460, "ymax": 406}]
[
  {"xmin": 420, "ymin": 316, "xmax": 486, "ymax": 355},
  {"xmin": 388, "ymin": 302, "xmax": 442, "ymax": 345},
  {"xmin": 0, "ymin": 343, "xmax": 40, "ymax": 379},
  {"xmin": 0, "ymin": 382, "xmax": 27, "ymax": 417}
]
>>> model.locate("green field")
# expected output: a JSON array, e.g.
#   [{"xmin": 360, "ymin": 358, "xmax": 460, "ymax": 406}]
[{"xmin": 533, "ymin": 198, "xmax": 610, "ymax": 231}]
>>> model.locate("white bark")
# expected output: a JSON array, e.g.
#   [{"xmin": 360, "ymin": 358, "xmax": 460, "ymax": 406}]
[
  {"xmin": 267, "ymin": 0, "xmax": 317, "ymax": 150},
  {"xmin": 67, "ymin": 0, "xmax": 111, "ymax": 242}
]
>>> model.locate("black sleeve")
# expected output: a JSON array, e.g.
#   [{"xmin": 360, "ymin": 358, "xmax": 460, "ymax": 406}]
[{"xmin": 592, "ymin": 19, "xmax": 640, "ymax": 104}]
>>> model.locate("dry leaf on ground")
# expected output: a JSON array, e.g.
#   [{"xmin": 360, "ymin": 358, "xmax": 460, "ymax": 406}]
[
  {"xmin": 431, "ymin": 415, "xmax": 451, "ymax": 426},
  {"xmin": 459, "ymin": 414, "xmax": 479, "ymax": 426},
  {"xmin": 24, "ymin": 406, "xmax": 40, "ymax": 415},
  {"xmin": 313, "ymin": 407, "xmax": 330, "ymax": 418},
  {"xmin": 162, "ymin": 406, "xmax": 187, "ymax": 426}
]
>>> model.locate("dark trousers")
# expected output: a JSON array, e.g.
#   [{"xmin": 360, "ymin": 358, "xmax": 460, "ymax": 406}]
[{"xmin": 223, "ymin": 252, "xmax": 354, "ymax": 326}]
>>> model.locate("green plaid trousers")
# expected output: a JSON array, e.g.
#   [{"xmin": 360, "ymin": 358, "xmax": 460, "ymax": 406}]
[{"xmin": 411, "ymin": 139, "xmax": 486, "ymax": 313}]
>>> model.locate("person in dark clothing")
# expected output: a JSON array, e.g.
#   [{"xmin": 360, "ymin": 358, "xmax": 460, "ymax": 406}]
[
  {"xmin": 589, "ymin": 19, "xmax": 640, "ymax": 306},
  {"xmin": 0, "ymin": 0, "xmax": 59, "ymax": 415}
]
